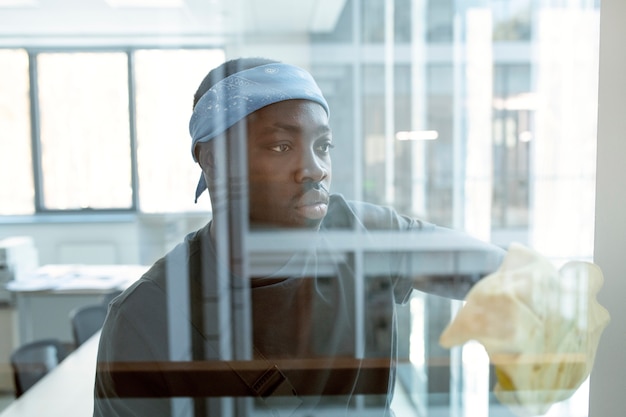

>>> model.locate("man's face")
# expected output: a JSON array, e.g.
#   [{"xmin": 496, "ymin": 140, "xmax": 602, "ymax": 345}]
[{"xmin": 246, "ymin": 99, "xmax": 332, "ymax": 229}]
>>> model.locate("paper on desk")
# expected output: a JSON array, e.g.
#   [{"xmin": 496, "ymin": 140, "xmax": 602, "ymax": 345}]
[
  {"xmin": 6, "ymin": 278, "xmax": 56, "ymax": 291},
  {"xmin": 6, "ymin": 264, "xmax": 148, "ymax": 292},
  {"xmin": 53, "ymin": 275, "xmax": 129, "ymax": 291}
]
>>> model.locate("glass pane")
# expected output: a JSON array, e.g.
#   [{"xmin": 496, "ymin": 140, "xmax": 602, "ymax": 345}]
[
  {"xmin": 2, "ymin": 0, "xmax": 605, "ymax": 416},
  {"xmin": 311, "ymin": 1, "xmax": 600, "ymax": 416},
  {"xmin": 0, "ymin": 49, "xmax": 34, "ymax": 215},
  {"xmin": 134, "ymin": 48, "xmax": 225, "ymax": 213},
  {"xmin": 37, "ymin": 52, "xmax": 132, "ymax": 210},
  {"xmin": 92, "ymin": 0, "xmax": 600, "ymax": 408}
]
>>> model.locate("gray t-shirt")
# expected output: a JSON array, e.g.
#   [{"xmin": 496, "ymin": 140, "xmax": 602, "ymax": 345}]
[{"xmin": 93, "ymin": 194, "xmax": 497, "ymax": 417}]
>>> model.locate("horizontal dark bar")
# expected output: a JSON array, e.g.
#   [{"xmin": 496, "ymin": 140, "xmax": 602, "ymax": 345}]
[{"xmin": 101, "ymin": 358, "xmax": 392, "ymax": 398}]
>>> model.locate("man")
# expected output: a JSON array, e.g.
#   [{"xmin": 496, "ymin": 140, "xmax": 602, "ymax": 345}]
[{"xmin": 94, "ymin": 57, "xmax": 504, "ymax": 417}]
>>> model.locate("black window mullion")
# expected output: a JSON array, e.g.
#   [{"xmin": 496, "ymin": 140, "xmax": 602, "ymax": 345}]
[
  {"xmin": 28, "ymin": 51, "xmax": 45, "ymax": 213},
  {"xmin": 127, "ymin": 49, "xmax": 139, "ymax": 211}
]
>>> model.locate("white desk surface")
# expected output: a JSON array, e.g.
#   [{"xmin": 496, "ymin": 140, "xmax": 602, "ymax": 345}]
[
  {"xmin": 6, "ymin": 265, "xmax": 148, "ymax": 294},
  {"xmin": 6, "ymin": 265, "xmax": 147, "ymax": 345},
  {"xmin": 0, "ymin": 331, "xmax": 100, "ymax": 417}
]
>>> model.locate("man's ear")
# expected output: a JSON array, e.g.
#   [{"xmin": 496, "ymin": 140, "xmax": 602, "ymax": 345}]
[{"xmin": 194, "ymin": 142, "xmax": 215, "ymax": 175}]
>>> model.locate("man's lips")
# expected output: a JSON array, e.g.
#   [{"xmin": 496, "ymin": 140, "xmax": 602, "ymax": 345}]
[
  {"xmin": 295, "ymin": 189, "xmax": 329, "ymax": 220},
  {"xmin": 297, "ymin": 188, "xmax": 329, "ymax": 206}
]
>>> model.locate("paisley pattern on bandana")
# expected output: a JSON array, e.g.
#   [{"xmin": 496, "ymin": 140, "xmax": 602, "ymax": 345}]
[{"xmin": 189, "ymin": 63, "xmax": 329, "ymax": 160}]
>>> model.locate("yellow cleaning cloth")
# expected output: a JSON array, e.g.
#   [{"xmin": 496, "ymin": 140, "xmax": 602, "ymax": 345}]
[{"xmin": 439, "ymin": 243, "xmax": 610, "ymax": 416}]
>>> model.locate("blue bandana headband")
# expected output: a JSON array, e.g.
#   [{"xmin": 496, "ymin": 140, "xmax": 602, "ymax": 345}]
[{"xmin": 189, "ymin": 63, "xmax": 330, "ymax": 202}]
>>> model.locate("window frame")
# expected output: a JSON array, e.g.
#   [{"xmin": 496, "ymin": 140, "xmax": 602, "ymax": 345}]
[{"xmin": 2, "ymin": 45, "xmax": 222, "ymax": 217}]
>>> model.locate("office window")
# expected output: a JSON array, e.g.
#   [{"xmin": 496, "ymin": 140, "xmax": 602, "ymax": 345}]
[
  {"xmin": 493, "ymin": 0, "xmax": 532, "ymax": 41},
  {"xmin": 307, "ymin": 2, "xmax": 600, "ymax": 413},
  {"xmin": 0, "ymin": 48, "xmax": 223, "ymax": 215},
  {"xmin": 360, "ymin": 0, "xmax": 412, "ymax": 43},
  {"xmin": 0, "ymin": 49, "xmax": 34, "ymax": 215},
  {"xmin": 492, "ymin": 64, "xmax": 532, "ymax": 229},
  {"xmin": 426, "ymin": 0, "xmax": 454, "ymax": 42},
  {"xmin": 37, "ymin": 52, "xmax": 132, "ymax": 210},
  {"xmin": 134, "ymin": 48, "xmax": 224, "ymax": 213}
]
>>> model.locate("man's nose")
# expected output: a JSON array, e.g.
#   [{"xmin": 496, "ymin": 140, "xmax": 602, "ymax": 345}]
[{"xmin": 295, "ymin": 149, "xmax": 328, "ymax": 183}]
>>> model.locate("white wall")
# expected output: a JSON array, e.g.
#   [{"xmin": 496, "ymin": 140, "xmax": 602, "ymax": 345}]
[
  {"xmin": 0, "ymin": 219, "xmax": 139, "ymax": 265},
  {"xmin": 0, "ymin": 213, "xmax": 210, "ymax": 266}
]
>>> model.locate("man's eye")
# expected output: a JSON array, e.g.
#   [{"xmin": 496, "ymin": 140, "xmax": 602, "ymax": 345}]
[
  {"xmin": 317, "ymin": 142, "xmax": 335, "ymax": 153},
  {"xmin": 269, "ymin": 144, "xmax": 291, "ymax": 153}
]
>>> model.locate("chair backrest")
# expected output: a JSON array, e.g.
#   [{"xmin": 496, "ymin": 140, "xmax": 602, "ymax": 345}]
[
  {"xmin": 10, "ymin": 339, "xmax": 67, "ymax": 397},
  {"xmin": 70, "ymin": 304, "xmax": 108, "ymax": 347},
  {"xmin": 101, "ymin": 289, "xmax": 123, "ymax": 308}
]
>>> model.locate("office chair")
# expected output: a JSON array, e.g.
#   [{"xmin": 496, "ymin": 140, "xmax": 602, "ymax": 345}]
[
  {"xmin": 10, "ymin": 338, "xmax": 67, "ymax": 398},
  {"xmin": 69, "ymin": 304, "xmax": 108, "ymax": 347},
  {"xmin": 101, "ymin": 289, "xmax": 123, "ymax": 307}
]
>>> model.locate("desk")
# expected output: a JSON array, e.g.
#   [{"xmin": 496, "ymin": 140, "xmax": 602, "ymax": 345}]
[
  {"xmin": 0, "ymin": 331, "xmax": 100, "ymax": 417},
  {"xmin": 7, "ymin": 265, "xmax": 148, "ymax": 344}
]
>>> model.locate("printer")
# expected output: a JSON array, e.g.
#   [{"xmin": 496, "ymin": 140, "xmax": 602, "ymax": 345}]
[{"xmin": 0, "ymin": 236, "xmax": 39, "ymax": 304}]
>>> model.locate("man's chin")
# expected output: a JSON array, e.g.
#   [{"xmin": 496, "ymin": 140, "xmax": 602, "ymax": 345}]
[{"xmin": 303, "ymin": 217, "xmax": 324, "ymax": 230}]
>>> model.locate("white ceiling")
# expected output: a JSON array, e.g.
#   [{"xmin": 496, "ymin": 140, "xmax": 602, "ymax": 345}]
[{"xmin": 0, "ymin": 0, "xmax": 346, "ymax": 45}]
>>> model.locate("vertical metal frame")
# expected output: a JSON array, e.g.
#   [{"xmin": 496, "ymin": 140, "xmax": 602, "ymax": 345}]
[
  {"xmin": 27, "ymin": 51, "xmax": 44, "ymax": 212},
  {"xmin": 126, "ymin": 49, "xmax": 140, "ymax": 212}
]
